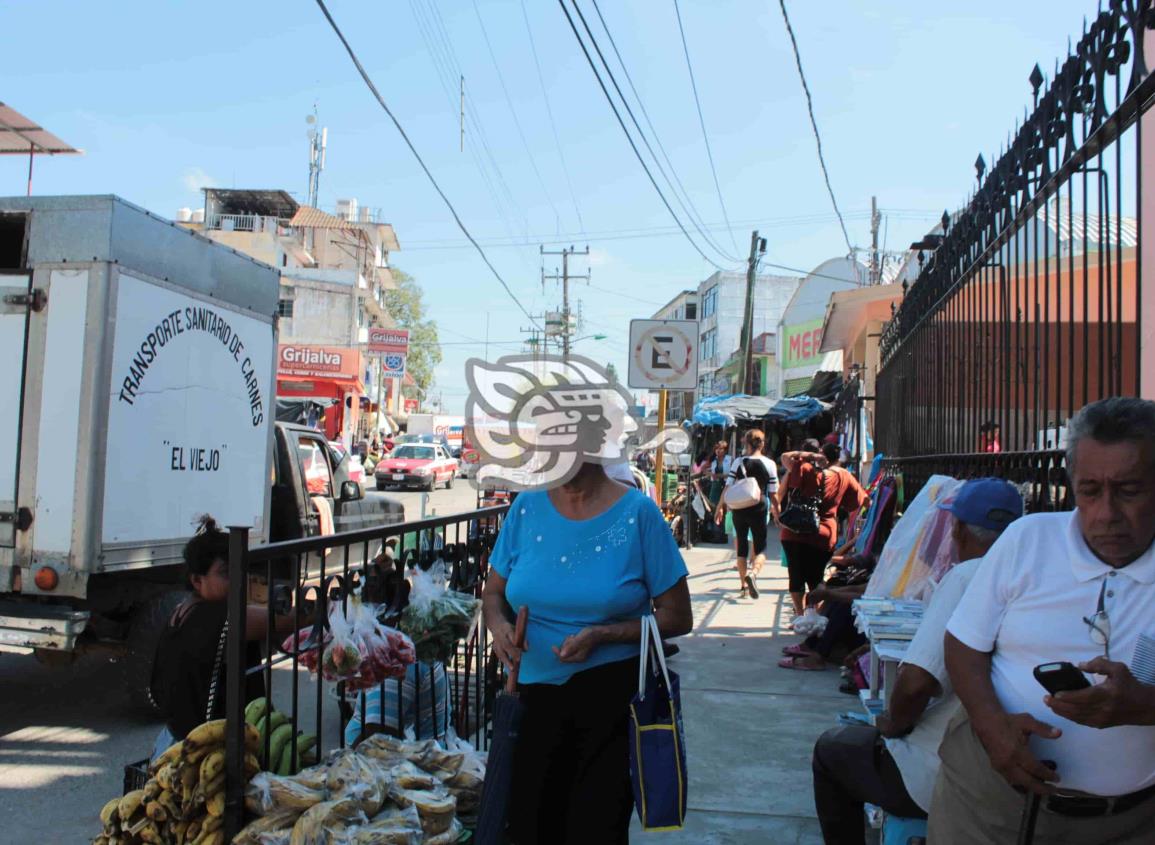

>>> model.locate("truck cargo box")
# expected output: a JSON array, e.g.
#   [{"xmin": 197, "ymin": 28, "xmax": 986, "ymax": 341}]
[{"xmin": 0, "ymin": 196, "xmax": 279, "ymax": 631}]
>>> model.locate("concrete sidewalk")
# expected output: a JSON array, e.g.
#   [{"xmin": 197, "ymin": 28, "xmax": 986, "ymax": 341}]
[{"xmin": 631, "ymin": 535, "xmax": 851, "ymax": 844}]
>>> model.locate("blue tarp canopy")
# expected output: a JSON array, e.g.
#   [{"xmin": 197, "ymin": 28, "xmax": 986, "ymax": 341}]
[{"xmin": 691, "ymin": 394, "xmax": 830, "ymax": 427}]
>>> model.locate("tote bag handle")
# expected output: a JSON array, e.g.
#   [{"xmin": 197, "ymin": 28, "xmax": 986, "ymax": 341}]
[{"xmin": 637, "ymin": 614, "xmax": 673, "ymax": 701}]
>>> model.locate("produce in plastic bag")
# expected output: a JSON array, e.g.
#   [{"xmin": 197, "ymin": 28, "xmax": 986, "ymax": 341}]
[
  {"xmin": 442, "ymin": 750, "xmax": 486, "ymax": 822},
  {"xmin": 288, "ymin": 796, "xmax": 366, "ymax": 845},
  {"xmin": 354, "ymin": 734, "xmax": 411, "ymax": 767},
  {"xmin": 246, "ymin": 771, "xmax": 327, "ymax": 815},
  {"xmin": 386, "ymin": 760, "xmax": 439, "ymax": 791},
  {"xmin": 791, "ymin": 607, "xmax": 828, "ymax": 637},
  {"xmin": 398, "ymin": 562, "xmax": 480, "ymax": 663},
  {"xmin": 234, "ymin": 809, "xmax": 303, "ymax": 845},
  {"xmin": 424, "ymin": 819, "xmax": 464, "ymax": 845},
  {"xmin": 349, "ymin": 804, "xmax": 423, "ymax": 845},
  {"xmin": 387, "ymin": 786, "xmax": 456, "ymax": 836},
  {"xmin": 326, "ymin": 750, "xmax": 390, "ymax": 816}
]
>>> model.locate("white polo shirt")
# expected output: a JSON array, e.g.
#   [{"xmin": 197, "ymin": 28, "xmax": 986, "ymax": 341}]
[
  {"xmin": 947, "ymin": 511, "xmax": 1155, "ymax": 796},
  {"xmin": 885, "ymin": 558, "xmax": 979, "ymax": 812}
]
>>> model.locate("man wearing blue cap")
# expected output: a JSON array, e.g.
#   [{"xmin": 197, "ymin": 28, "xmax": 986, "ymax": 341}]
[{"xmin": 810, "ymin": 477, "xmax": 1023, "ymax": 844}]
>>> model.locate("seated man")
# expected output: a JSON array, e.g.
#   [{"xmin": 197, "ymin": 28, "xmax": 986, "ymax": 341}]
[
  {"xmin": 810, "ymin": 477, "xmax": 1023, "ymax": 844},
  {"xmin": 932, "ymin": 398, "xmax": 1155, "ymax": 843}
]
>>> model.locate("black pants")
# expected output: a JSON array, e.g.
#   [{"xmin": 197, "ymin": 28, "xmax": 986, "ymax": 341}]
[
  {"xmin": 781, "ymin": 539, "xmax": 832, "ymax": 594},
  {"xmin": 812, "ymin": 725, "xmax": 926, "ymax": 845},
  {"xmin": 731, "ymin": 502, "xmax": 768, "ymax": 559},
  {"xmin": 804, "ymin": 600, "xmax": 864, "ymax": 659},
  {"xmin": 509, "ymin": 658, "xmax": 638, "ymax": 845}
]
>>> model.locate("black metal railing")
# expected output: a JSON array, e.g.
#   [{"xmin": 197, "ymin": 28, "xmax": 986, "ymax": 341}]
[
  {"xmin": 877, "ymin": 0, "xmax": 1151, "ymax": 462},
  {"xmin": 881, "ymin": 450, "xmax": 1070, "ymax": 512},
  {"xmin": 221, "ymin": 506, "xmax": 508, "ymax": 839}
]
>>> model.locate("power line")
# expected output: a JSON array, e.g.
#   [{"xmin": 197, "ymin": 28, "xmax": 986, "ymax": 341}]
[
  {"xmin": 588, "ymin": 0, "xmax": 738, "ymax": 263},
  {"xmin": 671, "ymin": 0, "xmax": 739, "ymax": 254},
  {"xmin": 471, "ymin": 0, "xmax": 562, "ymax": 227},
  {"xmin": 520, "ymin": 0, "xmax": 585, "ymax": 232},
  {"xmin": 313, "ymin": 0, "xmax": 539, "ymax": 327},
  {"xmin": 558, "ymin": 0, "xmax": 734, "ymax": 271},
  {"xmin": 777, "ymin": 0, "xmax": 854, "ymax": 259}
]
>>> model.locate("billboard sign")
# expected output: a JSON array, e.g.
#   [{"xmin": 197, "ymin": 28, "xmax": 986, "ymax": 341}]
[
  {"xmin": 381, "ymin": 352, "xmax": 406, "ymax": 378},
  {"xmin": 367, "ymin": 326, "xmax": 410, "ymax": 355},
  {"xmin": 782, "ymin": 318, "xmax": 826, "ymax": 369},
  {"xmin": 277, "ymin": 344, "xmax": 362, "ymax": 381}
]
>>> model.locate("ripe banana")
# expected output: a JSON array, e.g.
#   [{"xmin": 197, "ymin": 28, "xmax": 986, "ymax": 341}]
[
  {"xmin": 144, "ymin": 800, "xmax": 167, "ymax": 823},
  {"xmin": 156, "ymin": 761, "xmax": 178, "ymax": 792},
  {"xmin": 184, "ymin": 818, "xmax": 201, "ymax": 843},
  {"xmin": 99, "ymin": 797, "xmax": 120, "ymax": 828},
  {"xmin": 184, "ymin": 719, "xmax": 227, "ymax": 749},
  {"xmin": 137, "ymin": 820, "xmax": 162, "ymax": 844},
  {"xmin": 206, "ymin": 790, "xmax": 225, "ymax": 818},
  {"xmin": 150, "ymin": 740, "xmax": 184, "ymax": 774},
  {"xmin": 244, "ymin": 697, "xmax": 270, "ymax": 726},
  {"xmin": 199, "ymin": 749, "xmax": 225, "ymax": 785},
  {"xmin": 196, "ymin": 774, "xmax": 224, "ymax": 806},
  {"xmin": 117, "ymin": 789, "xmax": 145, "ymax": 825},
  {"xmin": 244, "ymin": 752, "xmax": 260, "ymax": 777}
]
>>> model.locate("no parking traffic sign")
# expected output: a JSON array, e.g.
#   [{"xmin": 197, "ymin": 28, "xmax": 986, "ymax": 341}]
[{"xmin": 628, "ymin": 319, "xmax": 698, "ymax": 390}]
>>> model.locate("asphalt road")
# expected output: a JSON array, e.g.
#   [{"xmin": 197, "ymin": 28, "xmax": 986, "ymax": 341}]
[{"xmin": 0, "ymin": 481, "xmax": 483, "ymax": 844}]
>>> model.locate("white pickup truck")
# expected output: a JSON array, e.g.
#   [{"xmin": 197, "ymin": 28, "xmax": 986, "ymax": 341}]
[{"xmin": 0, "ymin": 196, "xmax": 402, "ymax": 705}]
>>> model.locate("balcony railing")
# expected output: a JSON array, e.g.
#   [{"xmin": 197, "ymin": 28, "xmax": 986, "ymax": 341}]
[{"xmin": 205, "ymin": 213, "xmax": 294, "ymax": 235}]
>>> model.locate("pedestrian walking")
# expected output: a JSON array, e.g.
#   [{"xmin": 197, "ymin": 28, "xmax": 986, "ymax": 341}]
[{"xmin": 714, "ymin": 430, "xmax": 779, "ymax": 598}]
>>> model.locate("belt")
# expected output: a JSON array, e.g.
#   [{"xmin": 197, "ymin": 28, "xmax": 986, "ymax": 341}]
[{"xmin": 1045, "ymin": 782, "xmax": 1155, "ymax": 818}]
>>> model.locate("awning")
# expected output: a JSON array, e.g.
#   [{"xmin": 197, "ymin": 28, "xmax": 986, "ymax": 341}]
[
  {"xmin": 0, "ymin": 103, "xmax": 81, "ymax": 154},
  {"xmin": 275, "ymin": 397, "xmax": 337, "ymax": 425},
  {"xmin": 692, "ymin": 393, "xmax": 831, "ymax": 427}
]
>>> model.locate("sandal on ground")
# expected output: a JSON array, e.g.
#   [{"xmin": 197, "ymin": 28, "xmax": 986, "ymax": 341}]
[
  {"xmin": 745, "ymin": 574, "xmax": 759, "ymax": 599},
  {"xmin": 781, "ymin": 644, "xmax": 813, "ymax": 657},
  {"xmin": 777, "ymin": 656, "xmax": 825, "ymax": 671}
]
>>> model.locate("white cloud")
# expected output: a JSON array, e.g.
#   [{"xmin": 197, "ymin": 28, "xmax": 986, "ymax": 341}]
[
  {"xmin": 182, "ymin": 167, "xmax": 216, "ymax": 194},
  {"xmin": 587, "ymin": 248, "xmax": 612, "ymax": 268}
]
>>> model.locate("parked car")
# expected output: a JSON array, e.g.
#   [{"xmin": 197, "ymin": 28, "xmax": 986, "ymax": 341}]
[{"xmin": 375, "ymin": 443, "xmax": 459, "ymax": 491}]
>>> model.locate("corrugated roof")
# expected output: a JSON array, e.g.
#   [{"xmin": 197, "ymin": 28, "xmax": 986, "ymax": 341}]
[
  {"xmin": 0, "ymin": 103, "xmax": 81, "ymax": 154},
  {"xmin": 290, "ymin": 206, "xmax": 358, "ymax": 230}
]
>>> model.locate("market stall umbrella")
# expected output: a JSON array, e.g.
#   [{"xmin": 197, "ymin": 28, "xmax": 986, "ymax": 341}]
[{"xmin": 474, "ymin": 607, "xmax": 528, "ymax": 845}]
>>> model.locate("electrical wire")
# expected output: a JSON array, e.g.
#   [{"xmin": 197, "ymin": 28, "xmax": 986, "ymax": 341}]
[
  {"xmin": 558, "ymin": 0, "xmax": 734, "ymax": 271},
  {"xmin": 520, "ymin": 0, "xmax": 585, "ymax": 232},
  {"xmin": 776, "ymin": 0, "xmax": 854, "ymax": 259},
  {"xmin": 471, "ymin": 0, "xmax": 563, "ymax": 227},
  {"xmin": 313, "ymin": 0, "xmax": 540, "ymax": 327},
  {"xmin": 588, "ymin": 0, "xmax": 739, "ymax": 263},
  {"xmin": 671, "ymin": 0, "xmax": 739, "ymax": 254}
]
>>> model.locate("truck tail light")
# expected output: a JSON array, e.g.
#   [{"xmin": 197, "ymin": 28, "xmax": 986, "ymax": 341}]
[{"xmin": 34, "ymin": 567, "xmax": 58, "ymax": 591}]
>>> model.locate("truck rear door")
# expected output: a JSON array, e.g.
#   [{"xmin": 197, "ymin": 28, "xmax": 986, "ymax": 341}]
[{"xmin": 0, "ymin": 261, "xmax": 32, "ymax": 548}]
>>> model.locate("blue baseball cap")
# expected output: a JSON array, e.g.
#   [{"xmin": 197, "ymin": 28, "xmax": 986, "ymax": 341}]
[{"xmin": 938, "ymin": 478, "xmax": 1023, "ymax": 532}]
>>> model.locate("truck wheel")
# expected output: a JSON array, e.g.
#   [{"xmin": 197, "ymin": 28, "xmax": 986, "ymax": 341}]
[
  {"xmin": 118, "ymin": 589, "xmax": 187, "ymax": 717},
  {"xmin": 376, "ymin": 480, "xmax": 386, "ymax": 491},
  {"xmin": 445, "ymin": 473, "xmax": 454, "ymax": 490},
  {"xmin": 426, "ymin": 477, "xmax": 436, "ymax": 492}
]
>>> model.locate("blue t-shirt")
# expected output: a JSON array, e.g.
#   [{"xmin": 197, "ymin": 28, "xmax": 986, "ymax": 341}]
[{"xmin": 489, "ymin": 487, "xmax": 688, "ymax": 685}]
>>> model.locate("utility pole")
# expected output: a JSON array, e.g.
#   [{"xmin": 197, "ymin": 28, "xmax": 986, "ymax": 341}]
[
  {"xmin": 541, "ymin": 245, "xmax": 590, "ymax": 360},
  {"xmin": 869, "ymin": 196, "xmax": 881, "ymax": 285},
  {"xmin": 739, "ymin": 231, "xmax": 765, "ymax": 395}
]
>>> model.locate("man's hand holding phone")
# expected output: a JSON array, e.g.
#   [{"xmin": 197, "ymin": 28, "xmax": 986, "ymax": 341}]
[{"xmin": 1043, "ymin": 657, "xmax": 1155, "ymax": 728}]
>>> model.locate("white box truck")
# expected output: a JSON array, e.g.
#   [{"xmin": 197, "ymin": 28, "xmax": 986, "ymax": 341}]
[{"xmin": 0, "ymin": 197, "xmax": 402, "ymax": 704}]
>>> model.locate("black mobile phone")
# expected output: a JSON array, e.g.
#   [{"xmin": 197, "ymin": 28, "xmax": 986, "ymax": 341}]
[{"xmin": 1034, "ymin": 661, "xmax": 1092, "ymax": 695}]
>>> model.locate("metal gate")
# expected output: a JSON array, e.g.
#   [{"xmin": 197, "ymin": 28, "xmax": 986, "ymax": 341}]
[{"xmin": 876, "ymin": 0, "xmax": 1155, "ymax": 501}]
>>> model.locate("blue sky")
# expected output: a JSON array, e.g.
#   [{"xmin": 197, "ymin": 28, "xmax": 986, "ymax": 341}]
[{"xmin": 3, "ymin": 0, "xmax": 1095, "ymax": 406}]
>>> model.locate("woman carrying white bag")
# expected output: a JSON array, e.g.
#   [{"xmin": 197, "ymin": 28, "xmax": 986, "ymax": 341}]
[{"xmin": 715, "ymin": 430, "xmax": 779, "ymax": 598}]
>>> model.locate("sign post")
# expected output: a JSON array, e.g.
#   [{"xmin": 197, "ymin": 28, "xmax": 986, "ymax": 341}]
[{"xmin": 628, "ymin": 319, "xmax": 698, "ymax": 507}]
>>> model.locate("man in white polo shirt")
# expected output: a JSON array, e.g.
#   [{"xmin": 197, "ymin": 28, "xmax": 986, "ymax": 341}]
[
  {"xmin": 930, "ymin": 397, "xmax": 1155, "ymax": 843},
  {"xmin": 810, "ymin": 478, "xmax": 1022, "ymax": 844}
]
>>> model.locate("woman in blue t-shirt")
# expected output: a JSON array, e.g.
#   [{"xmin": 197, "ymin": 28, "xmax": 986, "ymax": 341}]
[{"xmin": 483, "ymin": 461, "xmax": 692, "ymax": 845}]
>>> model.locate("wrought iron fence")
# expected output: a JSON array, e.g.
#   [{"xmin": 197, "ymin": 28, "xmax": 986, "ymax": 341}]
[
  {"xmin": 877, "ymin": 0, "xmax": 1154, "ymax": 466},
  {"xmin": 220, "ymin": 505, "xmax": 508, "ymax": 838},
  {"xmin": 881, "ymin": 450, "xmax": 1070, "ymax": 512}
]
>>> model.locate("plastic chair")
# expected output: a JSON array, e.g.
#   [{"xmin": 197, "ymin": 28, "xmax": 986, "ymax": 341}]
[{"xmin": 881, "ymin": 814, "xmax": 927, "ymax": 845}]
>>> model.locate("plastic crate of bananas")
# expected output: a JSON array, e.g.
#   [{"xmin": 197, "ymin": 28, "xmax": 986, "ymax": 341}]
[
  {"xmin": 93, "ymin": 717, "xmax": 261, "ymax": 845},
  {"xmin": 234, "ymin": 733, "xmax": 486, "ymax": 845}
]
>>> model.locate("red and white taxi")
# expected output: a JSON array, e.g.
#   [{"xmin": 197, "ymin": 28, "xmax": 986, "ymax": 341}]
[{"xmin": 374, "ymin": 443, "xmax": 458, "ymax": 491}]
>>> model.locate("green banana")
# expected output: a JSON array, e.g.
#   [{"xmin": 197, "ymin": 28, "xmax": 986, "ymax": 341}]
[
  {"xmin": 244, "ymin": 697, "xmax": 269, "ymax": 727},
  {"xmin": 275, "ymin": 741, "xmax": 293, "ymax": 776},
  {"xmin": 267, "ymin": 723, "xmax": 293, "ymax": 775},
  {"xmin": 267, "ymin": 710, "xmax": 289, "ymax": 733}
]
